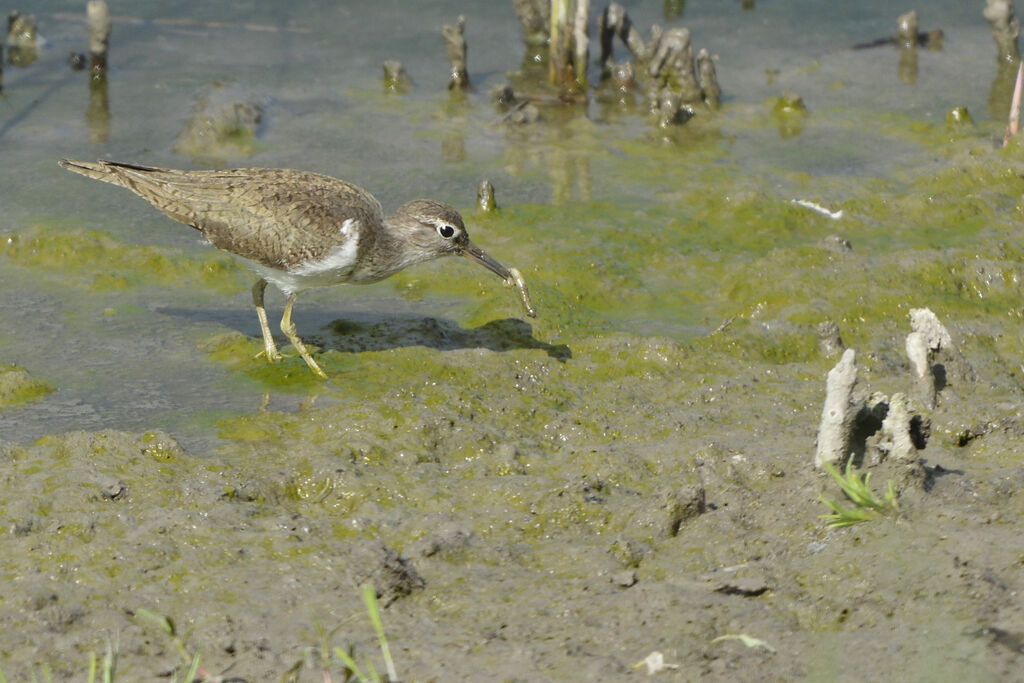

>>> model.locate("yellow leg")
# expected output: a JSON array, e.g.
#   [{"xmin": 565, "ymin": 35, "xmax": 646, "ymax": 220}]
[
  {"xmin": 280, "ymin": 293, "xmax": 327, "ymax": 379},
  {"xmin": 251, "ymin": 279, "xmax": 282, "ymax": 362}
]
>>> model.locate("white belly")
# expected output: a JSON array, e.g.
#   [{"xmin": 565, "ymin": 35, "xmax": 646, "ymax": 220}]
[{"xmin": 241, "ymin": 218, "xmax": 361, "ymax": 296}]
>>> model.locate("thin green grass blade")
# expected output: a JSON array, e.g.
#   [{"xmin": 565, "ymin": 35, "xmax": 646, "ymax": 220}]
[
  {"xmin": 102, "ymin": 637, "xmax": 116, "ymax": 683},
  {"xmin": 333, "ymin": 647, "xmax": 367, "ymax": 682},
  {"xmin": 134, "ymin": 608, "xmax": 176, "ymax": 636},
  {"xmin": 364, "ymin": 658, "xmax": 381, "ymax": 683},
  {"xmin": 184, "ymin": 653, "xmax": 201, "ymax": 683},
  {"xmin": 361, "ymin": 584, "xmax": 397, "ymax": 682}
]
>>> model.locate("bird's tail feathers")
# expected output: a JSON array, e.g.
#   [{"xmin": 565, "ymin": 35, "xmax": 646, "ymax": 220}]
[{"xmin": 58, "ymin": 158, "xmax": 164, "ymax": 188}]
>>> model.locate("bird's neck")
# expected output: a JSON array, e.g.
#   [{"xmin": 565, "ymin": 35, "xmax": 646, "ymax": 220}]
[{"xmin": 353, "ymin": 213, "xmax": 428, "ymax": 283}]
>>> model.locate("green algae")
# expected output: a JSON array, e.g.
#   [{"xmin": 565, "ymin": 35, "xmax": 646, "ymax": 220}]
[
  {"xmin": 377, "ymin": 130, "xmax": 1024, "ymax": 350},
  {"xmin": 0, "ymin": 364, "xmax": 54, "ymax": 409},
  {"xmin": 29, "ymin": 94, "xmax": 1022, "ymax": 410},
  {"xmin": 208, "ymin": 333, "xmax": 724, "ymax": 529},
  {"xmin": 1, "ymin": 225, "xmax": 246, "ymax": 292},
  {"xmin": 198, "ymin": 331, "xmax": 332, "ymax": 389},
  {"xmin": 702, "ymin": 322, "xmax": 820, "ymax": 365},
  {"xmin": 409, "ymin": 177, "xmax": 1003, "ymax": 357},
  {"xmin": 141, "ymin": 430, "xmax": 185, "ymax": 463}
]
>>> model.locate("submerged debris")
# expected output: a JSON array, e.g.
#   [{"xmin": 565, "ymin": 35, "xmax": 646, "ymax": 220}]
[
  {"xmin": 549, "ymin": 0, "xmax": 572, "ymax": 87},
  {"xmin": 506, "ymin": 102, "xmax": 541, "ymax": 124},
  {"xmin": 654, "ymin": 88, "xmax": 689, "ymax": 127},
  {"xmin": 513, "ymin": 0, "xmax": 550, "ymax": 46},
  {"xmin": 1003, "ymin": 62, "xmax": 1023, "ymax": 145},
  {"xmin": 477, "ymin": 179, "xmax": 497, "ymax": 213},
  {"xmin": 382, "ymin": 59, "xmax": 412, "ymax": 93},
  {"xmin": 506, "ymin": 1, "xmax": 722, "ymax": 126},
  {"xmin": 598, "ymin": 2, "xmax": 646, "ymax": 75},
  {"xmin": 572, "ymin": 0, "xmax": 590, "ymax": 90},
  {"xmin": 84, "ymin": 0, "xmax": 112, "ymax": 143},
  {"xmin": 772, "ymin": 92, "xmax": 808, "ymax": 138},
  {"xmin": 897, "ymin": 10, "xmax": 919, "ymax": 49},
  {"xmin": 696, "ymin": 48, "xmax": 721, "ymax": 108},
  {"xmin": 648, "ymin": 27, "xmax": 702, "ymax": 104},
  {"xmin": 68, "ymin": 51, "xmax": 87, "ymax": 71},
  {"xmin": 173, "ymin": 85, "xmax": 266, "ymax": 162},
  {"xmin": 442, "ymin": 15, "xmax": 470, "ymax": 90},
  {"xmin": 597, "ymin": 3, "xmax": 722, "ymax": 126},
  {"xmin": 87, "ymin": 0, "xmax": 111, "ymax": 75},
  {"xmin": 87, "ymin": 66, "xmax": 110, "ymax": 143},
  {"xmin": 983, "ymin": 0, "xmax": 1021, "ymax": 63},
  {"xmin": 609, "ymin": 60, "xmax": 635, "ymax": 93},
  {"xmin": 546, "ymin": 0, "xmax": 590, "ymax": 90},
  {"xmin": 848, "ymin": 10, "xmax": 946, "ymax": 83},
  {"xmin": 947, "ymin": 105, "xmax": 974, "ymax": 128},
  {"xmin": 852, "ymin": 10, "xmax": 943, "ymax": 50},
  {"xmin": 492, "ymin": 83, "xmax": 518, "ymax": 108},
  {"xmin": 497, "ymin": 95, "xmax": 542, "ymax": 125},
  {"xmin": 897, "ymin": 10, "xmax": 919, "ymax": 84},
  {"xmin": 6, "ymin": 11, "xmax": 39, "ymax": 67}
]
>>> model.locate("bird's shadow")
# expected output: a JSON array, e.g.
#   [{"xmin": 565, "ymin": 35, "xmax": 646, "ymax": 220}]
[
  {"xmin": 321, "ymin": 315, "xmax": 571, "ymax": 360},
  {"xmin": 160, "ymin": 307, "xmax": 571, "ymax": 362}
]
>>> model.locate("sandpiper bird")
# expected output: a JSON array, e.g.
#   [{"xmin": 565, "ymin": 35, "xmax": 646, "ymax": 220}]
[{"xmin": 59, "ymin": 159, "xmax": 535, "ymax": 378}]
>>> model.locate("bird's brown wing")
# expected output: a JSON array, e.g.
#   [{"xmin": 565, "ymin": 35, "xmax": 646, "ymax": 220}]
[{"xmin": 61, "ymin": 160, "xmax": 383, "ymax": 269}]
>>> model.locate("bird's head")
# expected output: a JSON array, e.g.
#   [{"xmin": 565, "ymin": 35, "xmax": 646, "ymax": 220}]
[{"xmin": 392, "ymin": 199, "xmax": 512, "ymax": 279}]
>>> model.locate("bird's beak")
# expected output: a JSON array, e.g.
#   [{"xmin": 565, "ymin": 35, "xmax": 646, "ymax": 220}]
[{"xmin": 462, "ymin": 240, "xmax": 512, "ymax": 280}]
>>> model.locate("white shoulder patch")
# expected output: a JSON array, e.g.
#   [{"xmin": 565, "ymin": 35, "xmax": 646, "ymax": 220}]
[{"xmin": 289, "ymin": 217, "xmax": 361, "ymax": 281}]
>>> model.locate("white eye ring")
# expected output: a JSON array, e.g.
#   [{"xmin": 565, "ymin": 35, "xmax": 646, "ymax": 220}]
[{"xmin": 437, "ymin": 224, "xmax": 456, "ymax": 239}]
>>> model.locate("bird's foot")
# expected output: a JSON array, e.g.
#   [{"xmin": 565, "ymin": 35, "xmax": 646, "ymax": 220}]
[
  {"xmin": 254, "ymin": 347, "xmax": 326, "ymax": 379},
  {"xmin": 254, "ymin": 348, "xmax": 284, "ymax": 363},
  {"xmin": 306, "ymin": 362, "xmax": 328, "ymax": 380}
]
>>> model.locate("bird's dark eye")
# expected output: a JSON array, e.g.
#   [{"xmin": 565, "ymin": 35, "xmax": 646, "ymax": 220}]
[{"xmin": 438, "ymin": 225, "xmax": 456, "ymax": 239}]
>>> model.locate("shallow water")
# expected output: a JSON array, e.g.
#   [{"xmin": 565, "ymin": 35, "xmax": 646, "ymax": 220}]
[
  {"xmin": 2, "ymin": 1, "xmax": 1024, "ymax": 680},
  {"xmin": 0, "ymin": 0, "xmax": 1008, "ymax": 448}
]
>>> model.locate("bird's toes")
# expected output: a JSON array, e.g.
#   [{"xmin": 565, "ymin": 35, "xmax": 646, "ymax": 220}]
[{"xmin": 254, "ymin": 349, "xmax": 285, "ymax": 363}]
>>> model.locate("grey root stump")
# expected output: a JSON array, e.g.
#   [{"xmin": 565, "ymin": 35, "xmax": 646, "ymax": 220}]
[{"xmin": 59, "ymin": 159, "xmax": 536, "ymax": 378}]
